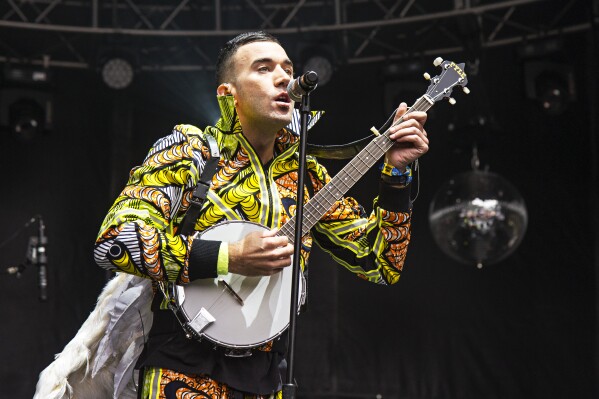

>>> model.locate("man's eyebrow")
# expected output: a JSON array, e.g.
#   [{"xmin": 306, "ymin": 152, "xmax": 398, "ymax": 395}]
[{"xmin": 251, "ymin": 58, "xmax": 294, "ymax": 68}]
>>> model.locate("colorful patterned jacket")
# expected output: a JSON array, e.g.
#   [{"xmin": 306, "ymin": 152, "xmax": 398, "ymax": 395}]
[{"xmin": 94, "ymin": 95, "xmax": 413, "ymax": 287}]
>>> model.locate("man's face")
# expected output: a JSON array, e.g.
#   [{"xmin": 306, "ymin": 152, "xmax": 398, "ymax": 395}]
[{"xmin": 229, "ymin": 41, "xmax": 294, "ymax": 130}]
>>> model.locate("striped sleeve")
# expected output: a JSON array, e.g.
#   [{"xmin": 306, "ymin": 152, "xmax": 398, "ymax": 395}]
[
  {"xmin": 310, "ymin": 162, "xmax": 413, "ymax": 285},
  {"xmin": 93, "ymin": 124, "xmax": 218, "ymax": 284}
]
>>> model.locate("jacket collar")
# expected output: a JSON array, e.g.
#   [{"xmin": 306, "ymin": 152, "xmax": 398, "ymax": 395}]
[{"xmin": 213, "ymin": 94, "xmax": 324, "ymax": 148}]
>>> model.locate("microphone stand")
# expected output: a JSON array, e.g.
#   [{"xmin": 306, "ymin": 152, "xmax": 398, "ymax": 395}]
[
  {"xmin": 0, "ymin": 215, "xmax": 38, "ymax": 251},
  {"xmin": 0, "ymin": 215, "xmax": 38, "ymax": 279},
  {"xmin": 36, "ymin": 217, "xmax": 48, "ymax": 301},
  {"xmin": 0, "ymin": 215, "xmax": 48, "ymax": 301},
  {"xmin": 283, "ymin": 85, "xmax": 315, "ymax": 399}
]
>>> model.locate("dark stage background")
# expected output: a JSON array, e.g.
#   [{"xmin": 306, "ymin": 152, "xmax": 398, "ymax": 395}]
[{"xmin": 0, "ymin": 32, "xmax": 596, "ymax": 399}]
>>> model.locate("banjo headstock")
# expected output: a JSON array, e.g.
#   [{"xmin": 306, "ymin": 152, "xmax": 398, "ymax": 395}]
[{"xmin": 423, "ymin": 57, "xmax": 470, "ymax": 105}]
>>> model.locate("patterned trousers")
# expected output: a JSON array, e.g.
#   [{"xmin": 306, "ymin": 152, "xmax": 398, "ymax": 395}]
[{"xmin": 140, "ymin": 367, "xmax": 282, "ymax": 399}]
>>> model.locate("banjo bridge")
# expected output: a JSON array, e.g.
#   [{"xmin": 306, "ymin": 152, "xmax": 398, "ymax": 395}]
[{"xmin": 219, "ymin": 279, "xmax": 244, "ymax": 306}]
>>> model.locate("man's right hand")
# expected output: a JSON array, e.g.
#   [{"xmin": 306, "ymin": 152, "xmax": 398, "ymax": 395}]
[{"xmin": 228, "ymin": 228, "xmax": 294, "ymax": 276}]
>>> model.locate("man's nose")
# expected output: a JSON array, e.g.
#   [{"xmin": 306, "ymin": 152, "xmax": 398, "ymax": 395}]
[{"xmin": 274, "ymin": 65, "xmax": 291, "ymax": 86}]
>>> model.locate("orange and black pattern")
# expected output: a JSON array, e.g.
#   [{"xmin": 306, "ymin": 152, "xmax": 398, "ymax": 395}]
[
  {"xmin": 141, "ymin": 368, "xmax": 282, "ymax": 399},
  {"xmin": 94, "ymin": 94, "xmax": 412, "ymax": 286}
]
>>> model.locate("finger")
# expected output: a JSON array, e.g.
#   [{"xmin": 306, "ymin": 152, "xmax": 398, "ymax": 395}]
[
  {"xmin": 262, "ymin": 236, "xmax": 290, "ymax": 250},
  {"xmin": 389, "ymin": 127, "xmax": 428, "ymax": 141},
  {"xmin": 389, "ymin": 126, "xmax": 428, "ymax": 142},
  {"xmin": 262, "ymin": 228, "xmax": 279, "ymax": 237},
  {"xmin": 394, "ymin": 133, "xmax": 429, "ymax": 146},
  {"xmin": 271, "ymin": 257, "xmax": 292, "ymax": 268},
  {"xmin": 284, "ymin": 242, "xmax": 295, "ymax": 255},
  {"xmin": 273, "ymin": 244, "xmax": 294, "ymax": 258},
  {"xmin": 402, "ymin": 111, "xmax": 427, "ymax": 125},
  {"xmin": 260, "ymin": 228, "xmax": 288, "ymax": 246},
  {"xmin": 390, "ymin": 118, "xmax": 423, "ymax": 134},
  {"xmin": 386, "ymin": 133, "xmax": 430, "ymax": 164},
  {"xmin": 393, "ymin": 102, "xmax": 408, "ymax": 122},
  {"xmin": 261, "ymin": 258, "xmax": 291, "ymax": 275}
]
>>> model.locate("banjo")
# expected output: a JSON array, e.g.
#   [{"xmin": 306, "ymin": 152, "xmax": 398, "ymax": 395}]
[{"xmin": 165, "ymin": 58, "xmax": 469, "ymax": 354}]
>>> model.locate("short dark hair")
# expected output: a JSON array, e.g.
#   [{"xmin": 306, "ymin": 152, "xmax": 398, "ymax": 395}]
[{"xmin": 215, "ymin": 31, "xmax": 281, "ymax": 85}]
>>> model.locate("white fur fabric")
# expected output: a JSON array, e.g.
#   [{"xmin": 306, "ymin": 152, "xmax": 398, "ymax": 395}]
[{"xmin": 33, "ymin": 273, "xmax": 153, "ymax": 399}]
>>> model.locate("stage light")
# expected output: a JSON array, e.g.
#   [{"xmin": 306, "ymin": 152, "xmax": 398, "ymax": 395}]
[
  {"xmin": 381, "ymin": 61, "xmax": 422, "ymax": 78},
  {"xmin": 298, "ymin": 43, "xmax": 336, "ymax": 87},
  {"xmin": 533, "ymin": 69, "xmax": 571, "ymax": 115},
  {"xmin": 101, "ymin": 58, "xmax": 134, "ymax": 89},
  {"xmin": 524, "ymin": 61, "xmax": 575, "ymax": 116},
  {"xmin": 8, "ymin": 98, "xmax": 45, "ymax": 140},
  {"xmin": 303, "ymin": 55, "xmax": 333, "ymax": 86},
  {"xmin": 1, "ymin": 66, "xmax": 53, "ymax": 140}
]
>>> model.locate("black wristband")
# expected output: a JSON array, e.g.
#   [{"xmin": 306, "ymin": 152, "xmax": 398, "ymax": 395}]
[
  {"xmin": 188, "ymin": 239, "xmax": 221, "ymax": 281},
  {"xmin": 378, "ymin": 181, "xmax": 412, "ymax": 212}
]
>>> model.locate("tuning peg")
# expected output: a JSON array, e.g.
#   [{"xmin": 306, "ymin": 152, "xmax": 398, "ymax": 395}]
[
  {"xmin": 433, "ymin": 57, "xmax": 444, "ymax": 67},
  {"xmin": 463, "ymin": 87, "xmax": 470, "ymax": 94},
  {"xmin": 423, "ymin": 72, "xmax": 431, "ymax": 80},
  {"xmin": 448, "ymin": 97, "xmax": 456, "ymax": 105}
]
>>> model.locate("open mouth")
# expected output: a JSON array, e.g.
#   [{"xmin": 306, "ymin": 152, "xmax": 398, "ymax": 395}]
[{"xmin": 274, "ymin": 92, "xmax": 291, "ymax": 104}]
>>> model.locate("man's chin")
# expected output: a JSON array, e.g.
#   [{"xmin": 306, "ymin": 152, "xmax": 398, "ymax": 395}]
[{"xmin": 273, "ymin": 111, "xmax": 294, "ymax": 126}]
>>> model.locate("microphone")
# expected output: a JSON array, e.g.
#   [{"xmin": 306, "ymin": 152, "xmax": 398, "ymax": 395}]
[
  {"xmin": 37, "ymin": 217, "xmax": 48, "ymax": 301},
  {"xmin": 287, "ymin": 71, "xmax": 319, "ymax": 102}
]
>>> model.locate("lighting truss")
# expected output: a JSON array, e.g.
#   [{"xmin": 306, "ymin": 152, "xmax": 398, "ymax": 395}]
[{"xmin": 0, "ymin": 0, "xmax": 593, "ymax": 71}]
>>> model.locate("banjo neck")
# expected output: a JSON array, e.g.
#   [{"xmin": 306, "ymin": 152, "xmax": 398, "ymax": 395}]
[
  {"xmin": 278, "ymin": 95, "xmax": 434, "ymax": 245},
  {"xmin": 277, "ymin": 57, "xmax": 471, "ymax": 244}
]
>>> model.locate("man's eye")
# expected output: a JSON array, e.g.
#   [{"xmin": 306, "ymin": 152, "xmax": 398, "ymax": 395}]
[
  {"xmin": 258, "ymin": 66, "xmax": 269, "ymax": 72},
  {"xmin": 285, "ymin": 69, "xmax": 293, "ymax": 76}
]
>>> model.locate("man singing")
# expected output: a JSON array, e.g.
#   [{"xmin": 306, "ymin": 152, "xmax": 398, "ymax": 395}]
[{"xmin": 94, "ymin": 31, "xmax": 429, "ymax": 399}]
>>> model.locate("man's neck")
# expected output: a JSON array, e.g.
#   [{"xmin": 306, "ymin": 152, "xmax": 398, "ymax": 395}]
[{"xmin": 241, "ymin": 123, "xmax": 282, "ymax": 165}]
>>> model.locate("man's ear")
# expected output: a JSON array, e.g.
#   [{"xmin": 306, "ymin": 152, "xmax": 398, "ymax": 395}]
[{"xmin": 217, "ymin": 83, "xmax": 233, "ymax": 97}]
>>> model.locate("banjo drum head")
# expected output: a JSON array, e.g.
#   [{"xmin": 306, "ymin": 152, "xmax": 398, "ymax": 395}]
[{"xmin": 177, "ymin": 220, "xmax": 304, "ymax": 349}]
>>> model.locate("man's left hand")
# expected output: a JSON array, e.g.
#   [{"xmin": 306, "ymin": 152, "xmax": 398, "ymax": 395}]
[{"xmin": 385, "ymin": 102, "xmax": 429, "ymax": 171}]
